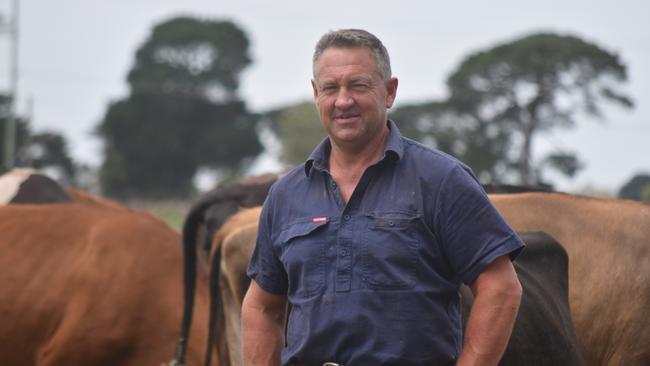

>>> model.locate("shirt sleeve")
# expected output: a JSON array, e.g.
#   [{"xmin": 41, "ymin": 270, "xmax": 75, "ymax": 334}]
[
  {"xmin": 246, "ymin": 192, "xmax": 289, "ymax": 295},
  {"xmin": 434, "ymin": 164, "xmax": 524, "ymax": 285}
]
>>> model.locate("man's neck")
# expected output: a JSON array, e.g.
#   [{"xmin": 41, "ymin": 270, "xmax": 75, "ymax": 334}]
[
  {"xmin": 330, "ymin": 124, "xmax": 388, "ymax": 169},
  {"xmin": 328, "ymin": 125, "xmax": 389, "ymax": 204}
]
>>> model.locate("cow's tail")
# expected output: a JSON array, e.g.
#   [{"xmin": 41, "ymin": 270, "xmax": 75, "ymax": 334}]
[
  {"xmin": 203, "ymin": 239, "xmax": 223, "ymax": 366},
  {"xmin": 170, "ymin": 203, "xmax": 201, "ymax": 366},
  {"xmin": 170, "ymin": 188, "xmax": 241, "ymax": 366}
]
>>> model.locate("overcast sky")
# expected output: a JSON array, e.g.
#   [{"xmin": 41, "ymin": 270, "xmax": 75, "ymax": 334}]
[{"xmin": 0, "ymin": 0, "xmax": 647, "ymax": 193}]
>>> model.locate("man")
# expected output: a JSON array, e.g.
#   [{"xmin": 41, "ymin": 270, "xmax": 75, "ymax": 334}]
[{"xmin": 242, "ymin": 29, "xmax": 523, "ymax": 366}]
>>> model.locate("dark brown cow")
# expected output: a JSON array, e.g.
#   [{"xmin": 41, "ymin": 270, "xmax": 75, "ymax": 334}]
[
  {"xmin": 172, "ymin": 173, "xmax": 280, "ymax": 364},
  {"xmin": 461, "ymin": 231, "xmax": 581, "ymax": 365},
  {"xmin": 492, "ymin": 193, "xmax": 650, "ymax": 366},
  {"xmin": 0, "ymin": 202, "xmax": 214, "ymax": 366},
  {"xmin": 183, "ymin": 173, "xmax": 279, "ymax": 268},
  {"xmin": 207, "ymin": 207, "xmax": 582, "ymax": 366}
]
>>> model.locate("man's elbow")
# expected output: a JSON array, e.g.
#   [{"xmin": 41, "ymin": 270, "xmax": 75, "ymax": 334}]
[
  {"xmin": 473, "ymin": 257, "xmax": 523, "ymax": 308},
  {"xmin": 492, "ymin": 266, "xmax": 523, "ymax": 309},
  {"xmin": 503, "ymin": 276, "xmax": 523, "ymax": 309},
  {"xmin": 242, "ymin": 281, "xmax": 287, "ymax": 323}
]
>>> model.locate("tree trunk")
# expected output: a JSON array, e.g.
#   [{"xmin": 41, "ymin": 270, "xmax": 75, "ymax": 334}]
[{"xmin": 519, "ymin": 119, "xmax": 536, "ymax": 185}]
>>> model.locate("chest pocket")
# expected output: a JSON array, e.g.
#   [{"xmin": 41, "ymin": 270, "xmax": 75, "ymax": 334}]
[
  {"xmin": 362, "ymin": 212, "xmax": 420, "ymax": 290},
  {"xmin": 277, "ymin": 218, "xmax": 328, "ymax": 297}
]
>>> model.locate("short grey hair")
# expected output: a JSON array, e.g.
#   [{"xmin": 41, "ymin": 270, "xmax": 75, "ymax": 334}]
[{"xmin": 312, "ymin": 29, "xmax": 392, "ymax": 80}]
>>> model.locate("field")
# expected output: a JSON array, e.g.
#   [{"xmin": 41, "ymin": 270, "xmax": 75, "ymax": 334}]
[{"xmin": 129, "ymin": 199, "xmax": 190, "ymax": 232}]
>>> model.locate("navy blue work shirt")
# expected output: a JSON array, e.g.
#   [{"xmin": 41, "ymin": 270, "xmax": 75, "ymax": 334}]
[{"xmin": 247, "ymin": 120, "xmax": 524, "ymax": 366}]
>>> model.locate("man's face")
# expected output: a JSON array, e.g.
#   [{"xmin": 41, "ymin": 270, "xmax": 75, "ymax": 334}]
[{"xmin": 311, "ymin": 47, "xmax": 398, "ymax": 149}]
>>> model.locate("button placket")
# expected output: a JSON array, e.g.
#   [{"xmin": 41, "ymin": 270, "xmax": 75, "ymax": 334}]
[
  {"xmin": 335, "ymin": 212, "xmax": 353, "ymax": 292},
  {"xmin": 327, "ymin": 175, "xmax": 345, "ymax": 209}
]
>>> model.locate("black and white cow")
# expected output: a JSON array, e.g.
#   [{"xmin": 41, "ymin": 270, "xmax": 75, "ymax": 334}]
[{"xmin": 0, "ymin": 168, "xmax": 71, "ymax": 204}]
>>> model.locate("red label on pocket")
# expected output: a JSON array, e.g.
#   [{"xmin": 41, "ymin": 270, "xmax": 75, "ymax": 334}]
[{"xmin": 312, "ymin": 216, "xmax": 327, "ymax": 222}]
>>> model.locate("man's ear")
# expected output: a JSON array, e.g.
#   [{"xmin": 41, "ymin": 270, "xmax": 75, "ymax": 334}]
[
  {"xmin": 385, "ymin": 77, "xmax": 398, "ymax": 109},
  {"xmin": 311, "ymin": 79, "xmax": 318, "ymax": 99}
]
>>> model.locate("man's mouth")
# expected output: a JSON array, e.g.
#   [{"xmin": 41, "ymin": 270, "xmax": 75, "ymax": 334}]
[{"xmin": 333, "ymin": 113, "xmax": 361, "ymax": 123}]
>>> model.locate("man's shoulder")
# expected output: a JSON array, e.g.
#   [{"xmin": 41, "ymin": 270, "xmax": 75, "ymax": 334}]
[
  {"xmin": 268, "ymin": 164, "xmax": 309, "ymax": 196},
  {"xmin": 398, "ymin": 136, "xmax": 470, "ymax": 176}
]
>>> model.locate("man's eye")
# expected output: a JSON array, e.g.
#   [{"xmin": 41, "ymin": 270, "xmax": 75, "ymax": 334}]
[{"xmin": 352, "ymin": 84, "xmax": 370, "ymax": 90}]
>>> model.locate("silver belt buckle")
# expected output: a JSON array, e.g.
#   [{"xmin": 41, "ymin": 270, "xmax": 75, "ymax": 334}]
[{"xmin": 323, "ymin": 363, "xmax": 341, "ymax": 366}]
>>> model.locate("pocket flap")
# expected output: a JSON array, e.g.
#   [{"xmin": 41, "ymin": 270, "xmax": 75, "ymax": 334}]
[
  {"xmin": 366, "ymin": 212, "xmax": 420, "ymax": 228},
  {"xmin": 279, "ymin": 217, "xmax": 330, "ymax": 243}
]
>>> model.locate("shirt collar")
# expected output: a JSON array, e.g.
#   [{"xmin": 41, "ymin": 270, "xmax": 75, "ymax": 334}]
[{"xmin": 305, "ymin": 119, "xmax": 404, "ymax": 177}]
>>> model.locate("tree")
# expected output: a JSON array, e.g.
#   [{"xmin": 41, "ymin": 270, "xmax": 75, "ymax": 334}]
[
  {"xmin": 446, "ymin": 32, "xmax": 633, "ymax": 184},
  {"xmin": 1, "ymin": 94, "xmax": 76, "ymax": 181},
  {"xmin": 618, "ymin": 173, "xmax": 650, "ymax": 202},
  {"xmin": 267, "ymin": 101, "xmax": 325, "ymax": 165},
  {"xmin": 0, "ymin": 94, "xmax": 29, "ymax": 172},
  {"xmin": 27, "ymin": 131, "xmax": 77, "ymax": 181},
  {"xmin": 99, "ymin": 94, "xmax": 259, "ymax": 198},
  {"xmin": 98, "ymin": 17, "xmax": 261, "ymax": 199},
  {"xmin": 642, "ymin": 186, "xmax": 650, "ymax": 203}
]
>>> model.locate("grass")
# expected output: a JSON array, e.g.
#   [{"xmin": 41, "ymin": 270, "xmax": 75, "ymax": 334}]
[{"xmin": 129, "ymin": 199, "xmax": 191, "ymax": 232}]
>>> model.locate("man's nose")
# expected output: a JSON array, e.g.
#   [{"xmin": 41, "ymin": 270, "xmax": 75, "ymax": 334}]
[{"xmin": 334, "ymin": 88, "xmax": 354, "ymax": 109}]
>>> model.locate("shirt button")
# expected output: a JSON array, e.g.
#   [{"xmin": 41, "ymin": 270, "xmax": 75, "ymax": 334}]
[
  {"xmin": 344, "ymin": 214, "xmax": 351, "ymax": 221},
  {"xmin": 339, "ymin": 248, "xmax": 348, "ymax": 256}
]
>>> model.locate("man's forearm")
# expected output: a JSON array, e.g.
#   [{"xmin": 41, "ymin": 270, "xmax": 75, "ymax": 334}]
[
  {"xmin": 242, "ymin": 284, "xmax": 286, "ymax": 366},
  {"xmin": 457, "ymin": 257, "xmax": 522, "ymax": 366}
]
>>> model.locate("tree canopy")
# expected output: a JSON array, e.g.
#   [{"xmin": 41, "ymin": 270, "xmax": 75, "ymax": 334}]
[
  {"xmin": 445, "ymin": 32, "xmax": 633, "ymax": 184},
  {"xmin": 127, "ymin": 16, "xmax": 251, "ymax": 102},
  {"xmin": 98, "ymin": 17, "xmax": 261, "ymax": 199},
  {"xmin": 618, "ymin": 173, "xmax": 650, "ymax": 202}
]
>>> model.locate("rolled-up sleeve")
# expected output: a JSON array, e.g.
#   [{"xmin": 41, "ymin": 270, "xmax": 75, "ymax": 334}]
[
  {"xmin": 434, "ymin": 165, "xmax": 524, "ymax": 285},
  {"xmin": 246, "ymin": 194, "xmax": 288, "ymax": 295}
]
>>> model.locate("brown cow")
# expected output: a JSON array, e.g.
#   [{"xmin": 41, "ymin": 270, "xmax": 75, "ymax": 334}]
[
  {"xmin": 208, "ymin": 207, "xmax": 582, "ymax": 366},
  {"xmin": 0, "ymin": 203, "xmax": 214, "ymax": 366},
  {"xmin": 211, "ymin": 207, "xmax": 262, "ymax": 366},
  {"xmin": 492, "ymin": 193, "xmax": 650, "ymax": 366}
]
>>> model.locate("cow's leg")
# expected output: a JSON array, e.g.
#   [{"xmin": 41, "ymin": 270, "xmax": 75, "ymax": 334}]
[{"xmin": 221, "ymin": 260, "xmax": 244, "ymax": 366}]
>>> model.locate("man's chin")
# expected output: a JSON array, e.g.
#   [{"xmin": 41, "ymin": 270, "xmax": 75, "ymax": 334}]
[{"xmin": 330, "ymin": 130, "xmax": 365, "ymax": 145}]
